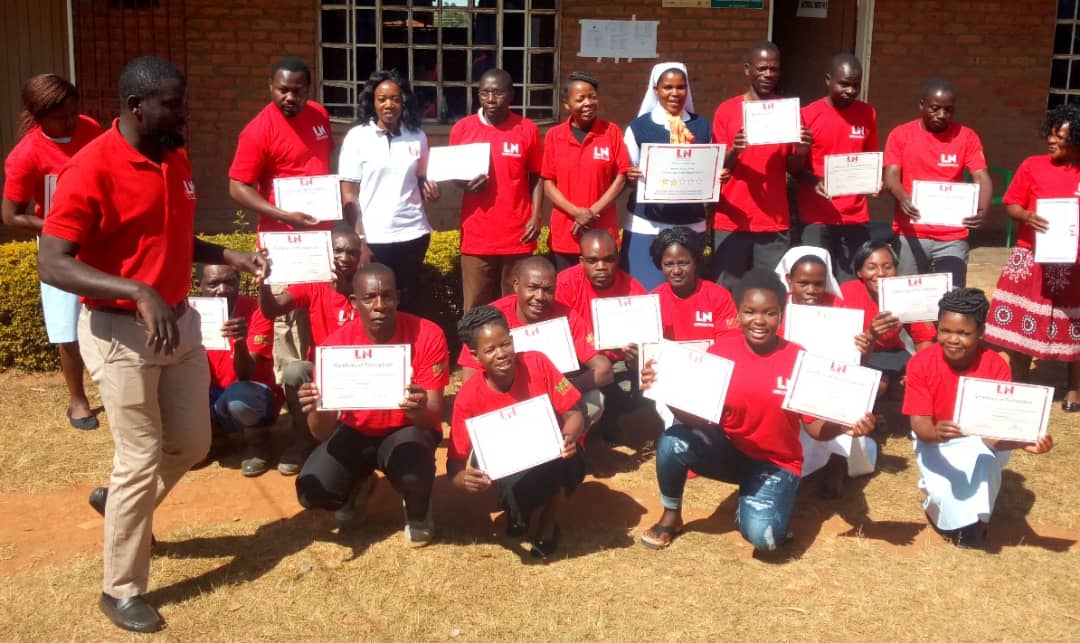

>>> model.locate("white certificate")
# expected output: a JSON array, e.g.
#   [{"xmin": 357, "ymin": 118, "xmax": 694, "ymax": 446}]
[
  {"xmin": 187, "ymin": 297, "xmax": 230, "ymax": 351},
  {"xmin": 953, "ymin": 376, "xmax": 1053, "ymax": 443},
  {"xmin": 638, "ymin": 339, "xmax": 712, "ymax": 386},
  {"xmin": 823, "ymin": 152, "xmax": 882, "ymax": 197},
  {"xmin": 426, "ymin": 143, "xmax": 491, "ymax": 182},
  {"xmin": 742, "ymin": 97, "xmax": 802, "ymax": 146},
  {"xmin": 639, "ymin": 143, "xmax": 726, "ymax": 203},
  {"xmin": 43, "ymin": 174, "xmax": 57, "ymax": 217},
  {"xmin": 316, "ymin": 344, "xmax": 412, "ymax": 411},
  {"xmin": 591, "ymin": 294, "xmax": 663, "ymax": 350},
  {"xmin": 258, "ymin": 231, "xmax": 334, "ymax": 285},
  {"xmin": 509, "ymin": 317, "xmax": 579, "ymax": 373},
  {"xmin": 911, "ymin": 180, "xmax": 979, "ymax": 227},
  {"xmin": 783, "ymin": 304, "xmax": 864, "ymax": 365},
  {"xmin": 465, "ymin": 394, "xmax": 565, "ymax": 480},
  {"xmin": 272, "ymin": 175, "xmax": 342, "ymax": 221},
  {"xmin": 642, "ymin": 341, "xmax": 734, "ymax": 424},
  {"xmin": 877, "ymin": 272, "xmax": 953, "ymax": 323},
  {"xmin": 782, "ymin": 351, "xmax": 881, "ymax": 427},
  {"xmin": 1034, "ymin": 198, "xmax": 1080, "ymax": 264}
]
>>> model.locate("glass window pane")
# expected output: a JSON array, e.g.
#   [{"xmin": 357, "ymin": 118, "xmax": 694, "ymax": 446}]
[
  {"xmin": 503, "ymin": 50, "xmax": 524, "ymax": 82},
  {"xmin": 415, "ymin": 49, "xmax": 438, "ymax": 81},
  {"xmin": 530, "ymin": 14, "xmax": 556, "ymax": 46},
  {"xmin": 473, "ymin": 12, "xmax": 497, "ymax": 46},
  {"xmin": 1070, "ymin": 60, "xmax": 1080, "ymax": 90},
  {"xmin": 354, "ymin": 0, "xmax": 375, "ymax": 6},
  {"xmin": 383, "ymin": 10, "xmax": 410, "ymax": 44},
  {"xmin": 444, "ymin": 86, "xmax": 468, "ymax": 123},
  {"xmin": 526, "ymin": 107, "xmax": 552, "ymax": 120},
  {"xmin": 416, "ymin": 85, "xmax": 438, "ymax": 120},
  {"xmin": 511, "ymin": 84, "xmax": 525, "ymax": 109},
  {"xmin": 1052, "ymin": 58, "xmax": 1069, "ymax": 89},
  {"xmin": 1055, "ymin": 24, "xmax": 1073, "ymax": 55},
  {"xmin": 1069, "ymin": 93, "xmax": 1080, "ymax": 104},
  {"xmin": 384, "ymin": 48, "xmax": 409, "ymax": 76},
  {"xmin": 1049, "ymin": 92, "xmax": 1066, "ymax": 109},
  {"xmin": 327, "ymin": 104, "xmax": 355, "ymax": 120},
  {"xmin": 321, "ymin": 9, "xmax": 347, "ymax": 43},
  {"xmin": 443, "ymin": 49, "xmax": 468, "ymax": 82},
  {"xmin": 412, "ymin": 0, "xmax": 437, "ymax": 6},
  {"xmin": 471, "ymin": 49, "xmax": 496, "ymax": 82},
  {"xmin": 322, "ymin": 47, "xmax": 348, "ymax": 82},
  {"xmin": 355, "ymin": 48, "xmax": 377, "ymax": 81},
  {"xmin": 503, "ymin": 13, "xmax": 525, "ymax": 47},
  {"xmin": 529, "ymin": 88, "xmax": 553, "ymax": 110},
  {"xmin": 531, "ymin": 0, "xmax": 556, "ymax": 9},
  {"xmin": 356, "ymin": 9, "xmax": 377, "ymax": 43},
  {"xmin": 443, "ymin": 0, "xmax": 469, "ymax": 6},
  {"xmin": 414, "ymin": 11, "xmax": 437, "ymax": 44},
  {"xmin": 505, "ymin": 0, "xmax": 525, "ymax": 9},
  {"xmin": 529, "ymin": 52, "xmax": 554, "ymax": 84},
  {"xmin": 323, "ymin": 85, "xmax": 350, "ymax": 104},
  {"xmin": 1059, "ymin": 0, "xmax": 1076, "ymax": 19},
  {"xmin": 441, "ymin": 11, "xmax": 469, "ymax": 45}
]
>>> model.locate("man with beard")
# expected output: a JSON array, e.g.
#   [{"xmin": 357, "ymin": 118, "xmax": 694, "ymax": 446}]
[{"xmin": 38, "ymin": 57, "xmax": 268, "ymax": 633}]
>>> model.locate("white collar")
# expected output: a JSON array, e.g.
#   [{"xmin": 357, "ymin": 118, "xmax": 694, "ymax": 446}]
[{"xmin": 650, "ymin": 105, "xmax": 690, "ymax": 127}]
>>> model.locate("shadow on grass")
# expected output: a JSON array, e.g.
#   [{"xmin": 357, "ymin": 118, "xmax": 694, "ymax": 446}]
[
  {"xmin": 983, "ymin": 469, "xmax": 1075, "ymax": 553},
  {"xmin": 585, "ymin": 403, "xmax": 664, "ymax": 479}
]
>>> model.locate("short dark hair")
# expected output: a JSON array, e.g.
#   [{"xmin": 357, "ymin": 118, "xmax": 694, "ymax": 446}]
[
  {"xmin": 852, "ymin": 239, "xmax": 899, "ymax": 274},
  {"xmin": 1042, "ymin": 103, "xmax": 1080, "ymax": 149},
  {"xmin": 578, "ymin": 228, "xmax": 617, "ymax": 253},
  {"xmin": 732, "ymin": 268, "xmax": 786, "ymax": 307},
  {"xmin": 938, "ymin": 287, "xmax": 990, "ymax": 326},
  {"xmin": 271, "ymin": 57, "xmax": 312, "ymax": 84},
  {"xmin": 649, "ymin": 226, "xmax": 705, "ymax": 270},
  {"xmin": 829, "ymin": 53, "xmax": 862, "ymax": 76},
  {"xmin": 479, "ymin": 68, "xmax": 513, "ymax": 88},
  {"xmin": 788, "ymin": 254, "xmax": 827, "ymax": 276},
  {"xmin": 351, "ymin": 262, "xmax": 397, "ymax": 292},
  {"xmin": 118, "ymin": 56, "xmax": 184, "ymax": 102},
  {"xmin": 358, "ymin": 69, "xmax": 422, "ymax": 131},
  {"xmin": 745, "ymin": 40, "xmax": 780, "ymax": 63},
  {"xmin": 514, "ymin": 255, "xmax": 556, "ymax": 279},
  {"xmin": 921, "ymin": 78, "xmax": 955, "ymax": 100},
  {"xmin": 458, "ymin": 305, "xmax": 510, "ymax": 350},
  {"xmin": 561, "ymin": 71, "xmax": 599, "ymax": 101}
]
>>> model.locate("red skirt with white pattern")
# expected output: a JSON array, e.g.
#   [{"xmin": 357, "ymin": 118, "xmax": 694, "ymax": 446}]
[{"xmin": 984, "ymin": 246, "xmax": 1080, "ymax": 361}]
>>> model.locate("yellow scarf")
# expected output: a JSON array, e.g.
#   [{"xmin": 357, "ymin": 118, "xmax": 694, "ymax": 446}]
[{"xmin": 668, "ymin": 113, "xmax": 695, "ymax": 144}]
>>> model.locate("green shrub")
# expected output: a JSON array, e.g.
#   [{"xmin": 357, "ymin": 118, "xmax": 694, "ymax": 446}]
[{"xmin": 0, "ymin": 228, "xmax": 551, "ymax": 371}]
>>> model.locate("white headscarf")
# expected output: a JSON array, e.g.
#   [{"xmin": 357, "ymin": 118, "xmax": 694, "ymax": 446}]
[
  {"xmin": 774, "ymin": 245, "xmax": 843, "ymax": 298},
  {"xmin": 637, "ymin": 61, "xmax": 696, "ymax": 117}
]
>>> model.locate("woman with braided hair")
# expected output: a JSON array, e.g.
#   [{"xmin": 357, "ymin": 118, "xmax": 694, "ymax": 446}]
[
  {"xmin": 904, "ymin": 288, "xmax": 1053, "ymax": 548},
  {"xmin": 984, "ymin": 104, "xmax": 1080, "ymax": 413}
]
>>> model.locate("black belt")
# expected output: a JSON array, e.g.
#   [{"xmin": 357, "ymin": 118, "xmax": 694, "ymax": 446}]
[{"xmin": 90, "ymin": 300, "xmax": 189, "ymax": 319}]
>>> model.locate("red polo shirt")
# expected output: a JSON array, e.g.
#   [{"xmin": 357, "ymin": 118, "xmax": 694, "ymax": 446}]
[
  {"xmin": 206, "ymin": 296, "xmax": 283, "ymax": 410},
  {"xmin": 228, "ymin": 101, "xmax": 333, "ymax": 233},
  {"xmin": 883, "ymin": 119, "xmax": 987, "ymax": 241},
  {"xmin": 449, "ymin": 112, "xmax": 543, "ymax": 255},
  {"xmin": 1002, "ymin": 154, "xmax": 1080, "ymax": 252},
  {"xmin": 456, "ymin": 294, "xmax": 597, "ymax": 370},
  {"xmin": 285, "ymin": 282, "xmax": 356, "ymax": 358},
  {"xmin": 43, "ymin": 120, "xmax": 196, "ymax": 310},
  {"xmin": 712, "ymin": 95, "xmax": 794, "ymax": 232},
  {"xmin": 798, "ymin": 98, "xmax": 879, "ymax": 225},
  {"xmin": 555, "ymin": 264, "xmax": 646, "ymax": 330},
  {"xmin": 448, "ymin": 351, "xmax": 581, "ymax": 462},
  {"xmin": 3, "ymin": 115, "xmax": 101, "ymax": 218},
  {"xmin": 317, "ymin": 312, "xmax": 450, "ymax": 437},
  {"xmin": 653, "ymin": 279, "xmax": 739, "ymax": 342},
  {"xmin": 902, "ymin": 343, "xmax": 1010, "ymax": 424},
  {"xmin": 839, "ymin": 279, "xmax": 937, "ymax": 350},
  {"xmin": 541, "ymin": 118, "xmax": 630, "ymax": 254}
]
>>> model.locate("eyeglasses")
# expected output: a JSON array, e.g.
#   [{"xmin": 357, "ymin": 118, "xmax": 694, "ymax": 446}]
[{"xmin": 478, "ymin": 89, "xmax": 508, "ymax": 99}]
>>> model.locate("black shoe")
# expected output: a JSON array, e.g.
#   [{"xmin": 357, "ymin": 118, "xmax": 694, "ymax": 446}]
[
  {"xmin": 531, "ymin": 524, "xmax": 561, "ymax": 559},
  {"xmin": 98, "ymin": 593, "xmax": 166, "ymax": 633},
  {"xmin": 88, "ymin": 487, "xmax": 157, "ymax": 546},
  {"xmin": 1063, "ymin": 400, "xmax": 1080, "ymax": 413}
]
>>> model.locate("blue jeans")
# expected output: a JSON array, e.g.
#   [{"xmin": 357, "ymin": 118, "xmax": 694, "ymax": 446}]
[
  {"xmin": 656, "ymin": 423, "xmax": 800, "ymax": 551},
  {"xmin": 210, "ymin": 381, "xmax": 277, "ymax": 433}
]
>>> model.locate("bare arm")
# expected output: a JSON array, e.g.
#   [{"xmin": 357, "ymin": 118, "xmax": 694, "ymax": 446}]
[
  {"xmin": 258, "ymin": 282, "xmax": 297, "ymax": 320},
  {"xmin": 884, "ymin": 164, "xmax": 919, "ymax": 220},
  {"xmin": 341, "ymin": 180, "xmax": 376, "ymax": 264},
  {"xmin": 568, "ymin": 354, "xmax": 614, "ymax": 393},
  {"xmin": 1, "ymin": 198, "xmax": 44, "ymax": 233},
  {"xmin": 521, "ymin": 173, "xmax": 544, "ymax": 243},
  {"xmin": 964, "ymin": 168, "xmax": 994, "ymax": 228}
]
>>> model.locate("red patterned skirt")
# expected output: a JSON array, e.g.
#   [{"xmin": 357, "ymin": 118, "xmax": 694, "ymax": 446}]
[{"xmin": 985, "ymin": 246, "xmax": 1080, "ymax": 361}]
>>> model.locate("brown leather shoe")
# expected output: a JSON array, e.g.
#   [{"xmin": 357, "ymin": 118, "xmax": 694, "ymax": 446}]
[{"xmin": 98, "ymin": 593, "xmax": 165, "ymax": 633}]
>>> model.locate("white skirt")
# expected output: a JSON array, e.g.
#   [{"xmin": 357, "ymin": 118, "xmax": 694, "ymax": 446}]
[
  {"xmin": 914, "ymin": 435, "xmax": 1012, "ymax": 531},
  {"xmin": 800, "ymin": 427, "xmax": 878, "ymax": 478}
]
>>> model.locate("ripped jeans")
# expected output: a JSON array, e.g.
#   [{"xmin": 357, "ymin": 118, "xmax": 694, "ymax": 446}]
[{"xmin": 656, "ymin": 423, "xmax": 800, "ymax": 551}]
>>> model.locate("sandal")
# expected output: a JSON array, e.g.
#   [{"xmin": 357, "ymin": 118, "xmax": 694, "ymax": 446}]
[
  {"xmin": 67, "ymin": 408, "xmax": 99, "ymax": 431},
  {"xmin": 640, "ymin": 522, "xmax": 682, "ymax": 550}
]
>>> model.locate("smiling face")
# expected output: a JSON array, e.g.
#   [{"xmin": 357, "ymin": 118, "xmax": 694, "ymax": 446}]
[
  {"xmin": 660, "ymin": 243, "xmax": 697, "ymax": 295},
  {"xmin": 826, "ymin": 63, "xmax": 862, "ymax": 109},
  {"xmin": 920, "ymin": 89, "xmax": 955, "ymax": 133},
  {"xmin": 564, "ymin": 80, "xmax": 599, "ymax": 130},
  {"xmin": 1048, "ymin": 122, "xmax": 1073, "ymax": 162},
  {"xmin": 786, "ymin": 261, "xmax": 828, "ymax": 306},
  {"xmin": 654, "ymin": 69, "xmax": 688, "ymax": 116},
  {"xmin": 471, "ymin": 322, "xmax": 516, "ymax": 382},
  {"xmin": 746, "ymin": 49, "xmax": 781, "ymax": 98},
  {"xmin": 513, "ymin": 265, "xmax": 556, "ymax": 323},
  {"xmin": 270, "ymin": 69, "xmax": 310, "ymax": 118},
  {"xmin": 856, "ymin": 247, "xmax": 898, "ymax": 299},
  {"xmin": 738, "ymin": 288, "xmax": 782, "ymax": 353},
  {"xmin": 374, "ymin": 80, "xmax": 404, "ymax": 131},
  {"xmin": 350, "ymin": 271, "xmax": 399, "ymax": 341},
  {"xmin": 937, "ymin": 311, "xmax": 981, "ymax": 369}
]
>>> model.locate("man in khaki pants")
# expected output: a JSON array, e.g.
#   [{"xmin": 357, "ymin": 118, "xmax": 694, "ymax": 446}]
[{"xmin": 38, "ymin": 57, "xmax": 268, "ymax": 634}]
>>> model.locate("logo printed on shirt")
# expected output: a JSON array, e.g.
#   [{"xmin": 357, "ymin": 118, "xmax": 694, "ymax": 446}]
[
  {"xmin": 312, "ymin": 124, "xmax": 329, "ymax": 141},
  {"xmin": 182, "ymin": 180, "xmax": 197, "ymax": 200},
  {"xmin": 694, "ymin": 310, "xmax": 714, "ymax": 327},
  {"xmin": 849, "ymin": 126, "xmax": 866, "ymax": 139},
  {"xmin": 502, "ymin": 142, "xmax": 521, "ymax": 157},
  {"xmin": 406, "ymin": 143, "xmax": 421, "ymax": 158},
  {"xmin": 938, "ymin": 153, "xmax": 959, "ymax": 168},
  {"xmin": 772, "ymin": 376, "xmax": 790, "ymax": 396},
  {"xmin": 337, "ymin": 308, "xmax": 354, "ymax": 326},
  {"xmin": 555, "ymin": 377, "xmax": 572, "ymax": 395},
  {"xmin": 593, "ymin": 146, "xmax": 610, "ymax": 161}
]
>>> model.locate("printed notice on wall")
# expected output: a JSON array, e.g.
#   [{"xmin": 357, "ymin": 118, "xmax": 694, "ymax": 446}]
[
  {"xmin": 578, "ymin": 19, "xmax": 658, "ymax": 60},
  {"xmin": 797, "ymin": 0, "xmax": 828, "ymax": 18}
]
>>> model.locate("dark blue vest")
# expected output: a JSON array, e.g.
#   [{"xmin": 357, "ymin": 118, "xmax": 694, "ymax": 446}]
[{"xmin": 627, "ymin": 112, "xmax": 713, "ymax": 225}]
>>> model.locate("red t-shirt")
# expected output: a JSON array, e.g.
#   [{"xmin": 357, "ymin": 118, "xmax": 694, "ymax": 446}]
[
  {"xmin": 653, "ymin": 280, "xmax": 739, "ymax": 342},
  {"xmin": 541, "ymin": 118, "xmax": 630, "ymax": 254},
  {"xmin": 708, "ymin": 334, "xmax": 811, "ymax": 475},
  {"xmin": 797, "ymin": 98, "xmax": 879, "ymax": 225},
  {"xmin": 286, "ymin": 282, "xmax": 356, "ymax": 357},
  {"xmin": 902, "ymin": 343, "xmax": 1010, "ymax": 424},
  {"xmin": 883, "ymin": 119, "xmax": 987, "ymax": 241},
  {"xmin": 555, "ymin": 264, "xmax": 647, "ymax": 330},
  {"xmin": 456, "ymin": 294, "xmax": 597, "ymax": 370},
  {"xmin": 317, "ymin": 312, "xmax": 450, "ymax": 437},
  {"xmin": 228, "ymin": 101, "xmax": 334, "ymax": 233},
  {"xmin": 448, "ymin": 351, "xmax": 581, "ymax": 461},
  {"xmin": 3, "ymin": 115, "xmax": 101, "ymax": 218},
  {"xmin": 839, "ymin": 279, "xmax": 936, "ymax": 350},
  {"xmin": 43, "ymin": 120, "xmax": 196, "ymax": 310},
  {"xmin": 1002, "ymin": 154, "xmax": 1080, "ymax": 253},
  {"xmin": 449, "ymin": 112, "xmax": 543, "ymax": 255},
  {"xmin": 712, "ymin": 95, "xmax": 794, "ymax": 232},
  {"xmin": 205, "ymin": 296, "xmax": 283, "ymax": 410}
]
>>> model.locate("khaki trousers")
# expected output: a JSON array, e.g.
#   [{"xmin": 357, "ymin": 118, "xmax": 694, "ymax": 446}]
[
  {"xmin": 460, "ymin": 253, "xmax": 531, "ymax": 312},
  {"xmin": 79, "ymin": 306, "xmax": 211, "ymax": 598},
  {"xmin": 270, "ymin": 283, "xmax": 312, "ymax": 385}
]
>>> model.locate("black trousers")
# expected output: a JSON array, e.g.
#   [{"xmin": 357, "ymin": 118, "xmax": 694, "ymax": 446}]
[
  {"xmin": 366, "ymin": 234, "xmax": 431, "ymax": 313},
  {"xmin": 492, "ymin": 451, "xmax": 586, "ymax": 528}
]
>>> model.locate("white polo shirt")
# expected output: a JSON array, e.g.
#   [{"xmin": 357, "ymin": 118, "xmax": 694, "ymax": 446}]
[{"xmin": 337, "ymin": 122, "xmax": 432, "ymax": 244}]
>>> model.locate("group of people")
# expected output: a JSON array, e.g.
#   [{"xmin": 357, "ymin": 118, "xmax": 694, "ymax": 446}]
[{"xmin": 1, "ymin": 39, "xmax": 1075, "ymax": 633}]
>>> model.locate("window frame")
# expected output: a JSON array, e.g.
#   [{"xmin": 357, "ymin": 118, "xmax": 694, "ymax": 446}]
[{"xmin": 1050, "ymin": 0, "xmax": 1080, "ymax": 107}]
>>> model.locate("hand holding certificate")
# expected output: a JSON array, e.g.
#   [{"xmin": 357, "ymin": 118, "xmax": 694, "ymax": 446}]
[
  {"xmin": 1034, "ymin": 198, "xmax": 1080, "ymax": 263},
  {"xmin": 953, "ymin": 377, "xmax": 1053, "ymax": 443},
  {"xmin": 465, "ymin": 394, "xmax": 565, "ymax": 480},
  {"xmin": 591, "ymin": 294, "xmax": 663, "ymax": 350},
  {"xmin": 742, "ymin": 97, "xmax": 802, "ymax": 146},
  {"xmin": 188, "ymin": 297, "xmax": 230, "ymax": 351},
  {"xmin": 911, "ymin": 180, "xmax": 979, "ymax": 227},
  {"xmin": 782, "ymin": 351, "xmax": 881, "ymax": 427},
  {"xmin": 643, "ymin": 341, "xmax": 734, "ymax": 424},
  {"xmin": 509, "ymin": 317, "xmax": 579, "ymax": 373},
  {"xmin": 426, "ymin": 143, "xmax": 491, "ymax": 183},
  {"xmin": 782, "ymin": 304, "xmax": 864, "ymax": 364},
  {"xmin": 823, "ymin": 152, "xmax": 882, "ymax": 197},
  {"xmin": 258, "ymin": 231, "xmax": 334, "ymax": 285},
  {"xmin": 877, "ymin": 273, "xmax": 953, "ymax": 323},
  {"xmin": 316, "ymin": 344, "xmax": 412, "ymax": 411},
  {"xmin": 638, "ymin": 339, "xmax": 712, "ymax": 385},
  {"xmin": 272, "ymin": 175, "xmax": 343, "ymax": 221},
  {"xmin": 639, "ymin": 143, "xmax": 726, "ymax": 203}
]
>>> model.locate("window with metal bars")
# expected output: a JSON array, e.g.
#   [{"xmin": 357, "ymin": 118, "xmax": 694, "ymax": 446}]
[
  {"xmin": 1050, "ymin": 0, "xmax": 1080, "ymax": 108},
  {"xmin": 319, "ymin": 0, "xmax": 559, "ymax": 125}
]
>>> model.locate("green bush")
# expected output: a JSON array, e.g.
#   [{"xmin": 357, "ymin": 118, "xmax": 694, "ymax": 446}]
[{"xmin": 0, "ymin": 229, "xmax": 551, "ymax": 371}]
